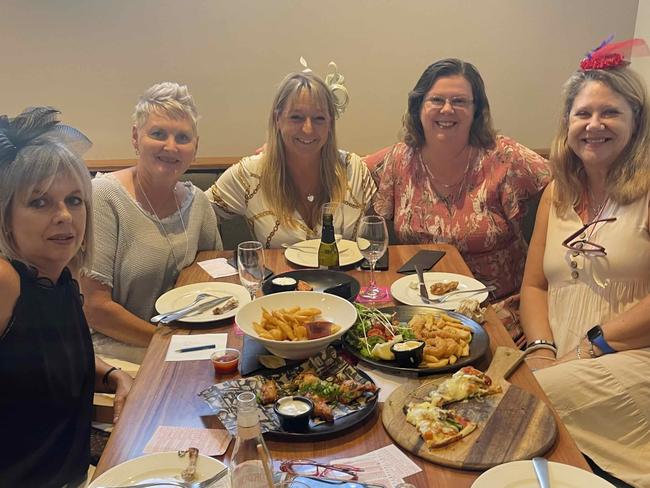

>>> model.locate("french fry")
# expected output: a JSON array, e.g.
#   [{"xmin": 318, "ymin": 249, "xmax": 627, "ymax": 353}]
[{"xmin": 253, "ymin": 306, "xmax": 326, "ymax": 341}]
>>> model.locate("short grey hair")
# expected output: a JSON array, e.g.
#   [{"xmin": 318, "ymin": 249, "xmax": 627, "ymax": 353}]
[
  {"xmin": 0, "ymin": 137, "xmax": 94, "ymax": 269},
  {"xmin": 132, "ymin": 82, "xmax": 199, "ymax": 133}
]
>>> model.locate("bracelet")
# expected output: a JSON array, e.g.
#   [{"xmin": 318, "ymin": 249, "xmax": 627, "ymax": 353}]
[
  {"xmin": 527, "ymin": 339, "xmax": 556, "ymax": 350},
  {"xmin": 524, "ymin": 344, "xmax": 558, "ymax": 357},
  {"xmin": 576, "ymin": 343, "xmax": 582, "ymax": 360},
  {"xmin": 525, "ymin": 355, "xmax": 556, "ymax": 361},
  {"xmin": 102, "ymin": 366, "xmax": 120, "ymax": 386},
  {"xmin": 588, "ymin": 340, "xmax": 597, "ymax": 358}
]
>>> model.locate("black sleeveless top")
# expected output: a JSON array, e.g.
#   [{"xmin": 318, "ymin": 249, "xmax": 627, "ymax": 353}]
[{"xmin": 0, "ymin": 261, "xmax": 95, "ymax": 487}]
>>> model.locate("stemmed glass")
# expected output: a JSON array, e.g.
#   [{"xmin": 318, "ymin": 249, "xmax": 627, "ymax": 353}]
[
  {"xmin": 356, "ymin": 215, "xmax": 388, "ymax": 300},
  {"xmin": 237, "ymin": 241, "xmax": 265, "ymax": 300}
]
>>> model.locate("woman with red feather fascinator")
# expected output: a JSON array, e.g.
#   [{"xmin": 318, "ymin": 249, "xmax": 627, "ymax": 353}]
[{"xmin": 521, "ymin": 38, "xmax": 650, "ymax": 487}]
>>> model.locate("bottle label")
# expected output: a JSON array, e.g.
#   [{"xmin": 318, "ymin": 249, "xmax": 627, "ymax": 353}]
[{"xmin": 231, "ymin": 460, "xmax": 269, "ymax": 488}]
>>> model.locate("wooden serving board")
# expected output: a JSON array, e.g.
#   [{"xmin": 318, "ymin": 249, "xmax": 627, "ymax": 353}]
[{"xmin": 382, "ymin": 346, "xmax": 557, "ymax": 470}]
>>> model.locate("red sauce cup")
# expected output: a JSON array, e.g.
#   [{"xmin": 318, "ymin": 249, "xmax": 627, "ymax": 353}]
[{"xmin": 210, "ymin": 348, "xmax": 240, "ymax": 375}]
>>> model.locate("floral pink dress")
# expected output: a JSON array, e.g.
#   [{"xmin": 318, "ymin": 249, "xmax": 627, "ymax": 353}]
[{"xmin": 374, "ymin": 136, "xmax": 550, "ymax": 341}]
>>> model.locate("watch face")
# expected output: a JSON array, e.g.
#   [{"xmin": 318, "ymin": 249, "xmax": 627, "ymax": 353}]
[{"xmin": 587, "ymin": 325, "xmax": 602, "ymax": 341}]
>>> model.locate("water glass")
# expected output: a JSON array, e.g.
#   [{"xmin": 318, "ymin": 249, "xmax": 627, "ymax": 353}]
[
  {"xmin": 237, "ymin": 241, "xmax": 265, "ymax": 300},
  {"xmin": 356, "ymin": 215, "xmax": 388, "ymax": 300}
]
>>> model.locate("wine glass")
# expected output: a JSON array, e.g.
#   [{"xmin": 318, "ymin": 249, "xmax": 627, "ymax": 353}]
[
  {"xmin": 237, "ymin": 241, "xmax": 265, "ymax": 300},
  {"xmin": 356, "ymin": 215, "xmax": 388, "ymax": 300},
  {"xmin": 321, "ymin": 202, "xmax": 345, "ymax": 243}
]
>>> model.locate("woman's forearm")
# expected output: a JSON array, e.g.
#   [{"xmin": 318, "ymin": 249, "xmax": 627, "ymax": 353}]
[
  {"xmin": 520, "ymin": 285, "xmax": 553, "ymax": 343},
  {"xmin": 601, "ymin": 294, "xmax": 650, "ymax": 352},
  {"xmin": 86, "ymin": 299, "xmax": 155, "ymax": 347}
]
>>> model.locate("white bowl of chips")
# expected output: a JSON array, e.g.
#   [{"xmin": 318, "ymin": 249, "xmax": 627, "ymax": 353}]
[{"xmin": 235, "ymin": 291, "xmax": 358, "ymax": 359}]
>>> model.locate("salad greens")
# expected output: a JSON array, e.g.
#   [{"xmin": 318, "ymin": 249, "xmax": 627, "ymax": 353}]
[{"xmin": 345, "ymin": 304, "xmax": 415, "ymax": 359}]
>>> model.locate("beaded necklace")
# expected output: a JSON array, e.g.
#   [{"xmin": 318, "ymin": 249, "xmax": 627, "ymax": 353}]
[{"xmin": 136, "ymin": 173, "xmax": 189, "ymax": 272}]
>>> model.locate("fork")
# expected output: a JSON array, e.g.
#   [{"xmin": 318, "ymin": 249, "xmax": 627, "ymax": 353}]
[
  {"xmin": 150, "ymin": 293, "xmax": 218, "ymax": 323},
  {"xmin": 96, "ymin": 466, "xmax": 229, "ymax": 488},
  {"xmin": 281, "ymin": 242, "xmax": 349, "ymax": 254},
  {"xmin": 430, "ymin": 285, "xmax": 496, "ymax": 303}
]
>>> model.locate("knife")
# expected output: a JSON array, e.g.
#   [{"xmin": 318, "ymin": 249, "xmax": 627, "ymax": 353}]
[
  {"xmin": 533, "ymin": 457, "xmax": 550, "ymax": 488},
  {"xmin": 159, "ymin": 295, "xmax": 233, "ymax": 324},
  {"xmin": 415, "ymin": 265, "xmax": 431, "ymax": 304}
]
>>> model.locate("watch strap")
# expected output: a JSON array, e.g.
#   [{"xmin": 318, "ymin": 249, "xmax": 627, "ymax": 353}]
[{"xmin": 588, "ymin": 325, "xmax": 616, "ymax": 354}]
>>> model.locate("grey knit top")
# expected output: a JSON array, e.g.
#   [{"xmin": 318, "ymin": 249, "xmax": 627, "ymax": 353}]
[{"xmin": 86, "ymin": 173, "xmax": 223, "ymax": 363}]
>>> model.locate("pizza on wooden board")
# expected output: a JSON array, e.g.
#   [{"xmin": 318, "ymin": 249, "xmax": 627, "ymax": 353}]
[{"xmin": 405, "ymin": 366, "xmax": 502, "ymax": 448}]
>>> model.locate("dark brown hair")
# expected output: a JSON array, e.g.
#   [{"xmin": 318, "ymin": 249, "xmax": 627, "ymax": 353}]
[{"xmin": 403, "ymin": 58, "xmax": 496, "ymax": 149}]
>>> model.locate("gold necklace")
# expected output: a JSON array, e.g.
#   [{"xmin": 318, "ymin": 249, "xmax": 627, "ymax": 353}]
[
  {"xmin": 135, "ymin": 173, "xmax": 189, "ymax": 272},
  {"xmin": 420, "ymin": 147, "xmax": 474, "ymax": 200}
]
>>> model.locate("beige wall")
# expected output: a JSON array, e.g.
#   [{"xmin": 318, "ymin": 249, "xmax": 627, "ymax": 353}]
[
  {"xmin": 0, "ymin": 0, "xmax": 639, "ymax": 160},
  {"xmin": 635, "ymin": 0, "xmax": 650, "ymax": 85}
]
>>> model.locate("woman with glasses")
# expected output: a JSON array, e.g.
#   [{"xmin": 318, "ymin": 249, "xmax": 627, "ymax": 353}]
[
  {"xmin": 520, "ymin": 40, "xmax": 650, "ymax": 487},
  {"xmin": 373, "ymin": 58, "xmax": 549, "ymax": 346},
  {"xmin": 206, "ymin": 70, "xmax": 376, "ymax": 248}
]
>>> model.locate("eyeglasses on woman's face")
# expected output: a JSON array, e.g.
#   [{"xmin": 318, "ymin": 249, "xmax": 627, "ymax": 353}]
[
  {"xmin": 424, "ymin": 96, "xmax": 474, "ymax": 110},
  {"xmin": 562, "ymin": 217, "xmax": 617, "ymax": 256}
]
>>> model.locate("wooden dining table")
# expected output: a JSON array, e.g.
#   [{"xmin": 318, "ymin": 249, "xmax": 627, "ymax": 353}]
[{"xmin": 94, "ymin": 243, "xmax": 590, "ymax": 487}]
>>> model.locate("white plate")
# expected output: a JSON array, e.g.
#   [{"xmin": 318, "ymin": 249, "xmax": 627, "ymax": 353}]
[
  {"xmin": 155, "ymin": 282, "xmax": 251, "ymax": 323},
  {"xmin": 88, "ymin": 451, "xmax": 228, "ymax": 487},
  {"xmin": 284, "ymin": 239, "xmax": 364, "ymax": 268},
  {"xmin": 390, "ymin": 271, "xmax": 488, "ymax": 310},
  {"xmin": 471, "ymin": 460, "xmax": 615, "ymax": 488}
]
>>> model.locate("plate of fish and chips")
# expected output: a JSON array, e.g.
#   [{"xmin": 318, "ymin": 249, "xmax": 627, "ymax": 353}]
[{"xmin": 343, "ymin": 305, "xmax": 489, "ymax": 375}]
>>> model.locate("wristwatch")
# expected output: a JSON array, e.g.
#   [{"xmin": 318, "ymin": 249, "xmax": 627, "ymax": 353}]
[{"xmin": 587, "ymin": 325, "xmax": 616, "ymax": 354}]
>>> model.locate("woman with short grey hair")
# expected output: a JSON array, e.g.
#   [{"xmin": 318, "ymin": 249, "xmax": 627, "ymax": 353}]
[{"xmin": 82, "ymin": 82, "xmax": 222, "ymax": 364}]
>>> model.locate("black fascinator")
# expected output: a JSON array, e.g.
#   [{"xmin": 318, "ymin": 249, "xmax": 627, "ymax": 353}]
[{"xmin": 0, "ymin": 107, "xmax": 92, "ymax": 166}]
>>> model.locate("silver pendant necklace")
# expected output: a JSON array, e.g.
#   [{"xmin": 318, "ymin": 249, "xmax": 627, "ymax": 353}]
[
  {"xmin": 307, "ymin": 194, "xmax": 315, "ymax": 203},
  {"xmin": 136, "ymin": 172, "xmax": 189, "ymax": 272}
]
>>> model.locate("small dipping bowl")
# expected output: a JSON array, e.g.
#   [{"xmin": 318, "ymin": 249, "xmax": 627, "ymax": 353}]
[
  {"xmin": 210, "ymin": 348, "xmax": 240, "ymax": 375},
  {"xmin": 390, "ymin": 340, "xmax": 425, "ymax": 367},
  {"xmin": 270, "ymin": 276, "xmax": 298, "ymax": 293},
  {"xmin": 273, "ymin": 396, "xmax": 314, "ymax": 432}
]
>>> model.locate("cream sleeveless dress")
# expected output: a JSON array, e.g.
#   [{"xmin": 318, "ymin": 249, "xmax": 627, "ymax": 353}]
[{"xmin": 535, "ymin": 184, "xmax": 650, "ymax": 488}]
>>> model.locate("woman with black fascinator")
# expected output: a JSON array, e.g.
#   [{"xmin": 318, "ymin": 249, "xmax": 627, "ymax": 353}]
[{"xmin": 0, "ymin": 107, "xmax": 132, "ymax": 487}]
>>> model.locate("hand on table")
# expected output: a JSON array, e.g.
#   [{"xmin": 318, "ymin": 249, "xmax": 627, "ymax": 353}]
[{"xmin": 111, "ymin": 370, "xmax": 134, "ymax": 423}]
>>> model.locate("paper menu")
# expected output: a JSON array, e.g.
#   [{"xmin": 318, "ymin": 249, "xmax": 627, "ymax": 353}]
[
  {"xmin": 198, "ymin": 258, "xmax": 238, "ymax": 278},
  {"xmin": 333, "ymin": 444, "xmax": 421, "ymax": 487},
  {"xmin": 143, "ymin": 426, "xmax": 232, "ymax": 456},
  {"xmin": 165, "ymin": 333, "xmax": 228, "ymax": 362}
]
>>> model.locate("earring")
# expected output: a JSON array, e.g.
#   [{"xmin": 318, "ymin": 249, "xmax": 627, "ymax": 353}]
[{"xmin": 80, "ymin": 239, "xmax": 86, "ymax": 253}]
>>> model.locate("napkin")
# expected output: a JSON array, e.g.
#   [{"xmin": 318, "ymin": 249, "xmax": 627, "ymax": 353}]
[
  {"xmin": 333, "ymin": 444, "xmax": 421, "ymax": 487},
  {"xmin": 198, "ymin": 258, "xmax": 238, "ymax": 278},
  {"xmin": 143, "ymin": 426, "xmax": 232, "ymax": 456},
  {"xmin": 356, "ymin": 363, "xmax": 410, "ymax": 402},
  {"xmin": 165, "ymin": 333, "xmax": 228, "ymax": 362}
]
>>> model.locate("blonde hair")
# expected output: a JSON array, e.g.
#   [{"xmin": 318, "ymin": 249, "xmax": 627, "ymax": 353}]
[
  {"xmin": 133, "ymin": 81, "xmax": 199, "ymax": 133},
  {"xmin": 551, "ymin": 67, "xmax": 650, "ymax": 215},
  {"xmin": 0, "ymin": 137, "xmax": 93, "ymax": 271},
  {"xmin": 259, "ymin": 72, "xmax": 345, "ymax": 228}
]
